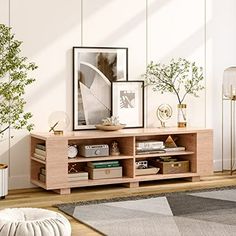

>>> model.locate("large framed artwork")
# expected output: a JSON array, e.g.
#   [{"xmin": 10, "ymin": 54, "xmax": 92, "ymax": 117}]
[
  {"xmin": 73, "ymin": 47, "xmax": 128, "ymax": 130},
  {"xmin": 111, "ymin": 81, "xmax": 144, "ymax": 128}
]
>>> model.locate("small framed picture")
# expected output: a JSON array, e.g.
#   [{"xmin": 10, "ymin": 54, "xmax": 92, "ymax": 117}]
[
  {"xmin": 73, "ymin": 47, "xmax": 128, "ymax": 130},
  {"xmin": 111, "ymin": 81, "xmax": 144, "ymax": 128}
]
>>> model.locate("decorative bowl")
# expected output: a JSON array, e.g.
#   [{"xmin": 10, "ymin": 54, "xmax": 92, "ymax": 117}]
[{"xmin": 95, "ymin": 124, "xmax": 126, "ymax": 131}]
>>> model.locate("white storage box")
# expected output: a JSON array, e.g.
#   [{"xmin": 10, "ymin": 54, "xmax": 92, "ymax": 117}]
[{"xmin": 0, "ymin": 164, "xmax": 8, "ymax": 199}]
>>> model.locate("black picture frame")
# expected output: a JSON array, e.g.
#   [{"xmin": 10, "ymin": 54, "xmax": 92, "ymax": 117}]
[
  {"xmin": 72, "ymin": 46, "xmax": 128, "ymax": 130},
  {"xmin": 111, "ymin": 81, "xmax": 144, "ymax": 128}
]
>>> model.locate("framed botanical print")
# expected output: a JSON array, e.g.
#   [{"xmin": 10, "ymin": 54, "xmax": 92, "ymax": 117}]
[
  {"xmin": 73, "ymin": 47, "xmax": 128, "ymax": 130},
  {"xmin": 111, "ymin": 81, "xmax": 144, "ymax": 128}
]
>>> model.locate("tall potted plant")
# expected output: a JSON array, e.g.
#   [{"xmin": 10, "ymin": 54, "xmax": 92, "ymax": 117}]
[
  {"xmin": 0, "ymin": 24, "xmax": 37, "ymax": 198},
  {"xmin": 144, "ymin": 58, "xmax": 204, "ymax": 127}
]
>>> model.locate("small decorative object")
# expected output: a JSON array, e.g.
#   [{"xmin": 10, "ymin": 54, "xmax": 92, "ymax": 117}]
[
  {"xmin": 79, "ymin": 144, "xmax": 109, "ymax": 157},
  {"xmin": 95, "ymin": 116, "xmax": 126, "ymax": 131},
  {"xmin": 102, "ymin": 116, "xmax": 120, "ymax": 126},
  {"xmin": 68, "ymin": 145, "xmax": 78, "ymax": 159},
  {"xmin": 222, "ymin": 67, "xmax": 236, "ymax": 174},
  {"xmin": 110, "ymin": 141, "xmax": 120, "ymax": 156},
  {"xmin": 73, "ymin": 47, "xmax": 128, "ymax": 131},
  {"xmin": 135, "ymin": 160, "xmax": 148, "ymax": 169},
  {"xmin": 111, "ymin": 81, "xmax": 144, "ymax": 128},
  {"xmin": 48, "ymin": 111, "xmax": 70, "ymax": 135},
  {"xmin": 144, "ymin": 58, "xmax": 204, "ymax": 127},
  {"xmin": 165, "ymin": 136, "xmax": 177, "ymax": 148},
  {"xmin": 68, "ymin": 163, "xmax": 79, "ymax": 173},
  {"xmin": 156, "ymin": 104, "xmax": 173, "ymax": 127}
]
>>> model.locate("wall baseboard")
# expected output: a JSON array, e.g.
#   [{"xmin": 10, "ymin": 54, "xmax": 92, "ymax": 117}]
[
  {"xmin": 9, "ymin": 175, "xmax": 35, "ymax": 190},
  {"xmin": 213, "ymin": 158, "xmax": 234, "ymax": 172}
]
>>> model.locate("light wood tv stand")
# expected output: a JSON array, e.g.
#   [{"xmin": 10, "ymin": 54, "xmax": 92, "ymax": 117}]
[{"xmin": 30, "ymin": 127, "xmax": 213, "ymax": 194}]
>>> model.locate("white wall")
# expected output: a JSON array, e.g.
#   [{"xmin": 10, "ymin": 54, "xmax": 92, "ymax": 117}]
[
  {"xmin": 147, "ymin": 0, "xmax": 205, "ymax": 127},
  {"xmin": 0, "ymin": 0, "xmax": 235, "ymax": 189},
  {"xmin": 206, "ymin": 0, "xmax": 236, "ymax": 170},
  {"xmin": 7, "ymin": 0, "xmax": 82, "ymax": 188}
]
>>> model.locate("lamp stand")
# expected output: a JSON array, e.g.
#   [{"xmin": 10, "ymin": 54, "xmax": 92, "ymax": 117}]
[{"xmin": 222, "ymin": 85, "xmax": 236, "ymax": 174}]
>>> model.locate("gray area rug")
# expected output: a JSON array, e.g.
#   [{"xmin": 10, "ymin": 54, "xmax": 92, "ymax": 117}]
[{"xmin": 57, "ymin": 188, "xmax": 236, "ymax": 236}]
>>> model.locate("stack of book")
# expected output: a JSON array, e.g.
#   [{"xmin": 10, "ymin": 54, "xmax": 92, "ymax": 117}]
[
  {"xmin": 34, "ymin": 144, "xmax": 46, "ymax": 161},
  {"xmin": 38, "ymin": 167, "xmax": 46, "ymax": 182},
  {"xmin": 136, "ymin": 140, "xmax": 165, "ymax": 155},
  {"xmin": 86, "ymin": 161, "xmax": 122, "ymax": 180},
  {"xmin": 68, "ymin": 171, "xmax": 88, "ymax": 181},
  {"xmin": 87, "ymin": 160, "xmax": 120, "ymax": 169}
]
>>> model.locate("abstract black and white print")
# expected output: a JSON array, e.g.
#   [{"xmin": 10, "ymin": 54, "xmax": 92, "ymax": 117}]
[
  {"xmin": 112, "ymin": 81, "xmax": 144, "ymax": 128},
  {"xmin": 73, "ymin": 47, "xmax": 127, "ymax": 130},
  {"xmin": 120, "ymin": 90, "xmax": 135, "ymax": 109}
]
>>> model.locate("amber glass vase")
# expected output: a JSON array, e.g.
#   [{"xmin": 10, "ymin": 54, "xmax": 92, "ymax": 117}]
[{"xmin": 177, "ymin": 104, "xmax": 187, "ymax": 127}]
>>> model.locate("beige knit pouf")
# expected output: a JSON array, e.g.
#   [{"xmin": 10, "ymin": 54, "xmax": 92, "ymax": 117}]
[{"xmin": 0, "ymin": 208, "xmax": 71, "ymax": 236}]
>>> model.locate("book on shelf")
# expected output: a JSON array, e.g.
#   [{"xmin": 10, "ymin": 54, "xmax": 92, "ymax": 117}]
[
  {"xmin": 40, "ymin": 167, "xmax": 46, "ymax": 175},
  {"xmin": 38, "ymin": 173, "xmax": 46, "ymax": 183},
  {"xmin": 136, "ymin": 140, "xmax": 164, "ymax": 149},
  {"xmin": 36, "ymin": 143, "xmax": 46, "ymax": 151},
  {"xmin": 35, "ymin": 148, "xmax": 46, "ymax": 156},
  {"xmin": 68, "ymin": 176, "xmax": 88, "ymax": 181},
  {"xmin": 68, "ymin": 171, "xmax": 88, "ymax": 178},
  {"xmin": 33, "ymin": 153, "xmax": 46, "ymax": 161},
  {"xmin": 136, "ymin": 149, "xmax": 166, "ymax": 155},
  {"xmin": 87, "ymin": 161, "xmax": 120, "ymax": 169},
  {"xmin": 68, "ymin": 172, "xmax": 88, "ymax": 181},
  {"xmin": 164, "ymin": 147, "xmax": 186, "ymax": 152},
  {"xmin": 90, "ymin": 160, "xmax": 119, "ymax": 165},
  {"xmin": 88, "ymin": 163, "xmax": 120, "ymax": 168},
  {"xmin": 136, "ymin": 146, "xmax": 166, "ymax": 151}
]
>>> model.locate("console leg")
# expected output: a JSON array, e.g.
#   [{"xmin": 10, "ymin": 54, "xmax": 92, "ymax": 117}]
[
  {"xmin": 123, "ymin": 182, "xmax": 139, "ymax": 188},
  {"xmin": 53, "ymin": 188, "xmax": 71, "ymax": 195},
  {"xmin": 186, "ymin": 176, "xmax": 200, "ymax": 182}
]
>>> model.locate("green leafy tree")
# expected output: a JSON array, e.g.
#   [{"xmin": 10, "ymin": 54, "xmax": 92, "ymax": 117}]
[
  {"xmin": 144, "ymin": 58, "xmax": 204, "ymax": 104},
  {"xmin": 0, "ymin": 24, "xmax": 37, "ymax": 136}
]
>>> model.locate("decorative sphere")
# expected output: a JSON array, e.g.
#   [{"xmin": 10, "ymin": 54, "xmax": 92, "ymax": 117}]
[{"xmin": 48, "ymin": 111, "xmax": 70, "ymax": 132}]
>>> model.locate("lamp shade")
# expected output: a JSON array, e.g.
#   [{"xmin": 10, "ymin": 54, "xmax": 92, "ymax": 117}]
[{"xmin": 223, "ymin": 67, "xmax": 236, "ymax": 99}]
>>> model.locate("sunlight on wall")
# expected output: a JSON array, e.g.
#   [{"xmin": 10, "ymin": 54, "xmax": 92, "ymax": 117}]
[
  {"xmin": 147, "ymin": 0, "xmax": 205, "ymax": 127},
  {"xmin": 206, "ymin": 0, "xmax": 236, "ymax": 171},
  {"xmin": 2, "ymin": 0, "xmax": 235, "ymax": 188},
  {"xmin": 83, "ymin": 0, "xmax": 146, "ymax": 80}
]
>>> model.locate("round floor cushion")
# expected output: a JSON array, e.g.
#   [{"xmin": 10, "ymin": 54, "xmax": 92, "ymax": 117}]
[{"xmin": 0, "ymin": 208, "xmax": 71, "ymax": 236}]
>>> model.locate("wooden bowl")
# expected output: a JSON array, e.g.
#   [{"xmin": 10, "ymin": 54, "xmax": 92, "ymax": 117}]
[{"xmin": 95, "ymin": 124, "xmax": 126, "ymax": 131}]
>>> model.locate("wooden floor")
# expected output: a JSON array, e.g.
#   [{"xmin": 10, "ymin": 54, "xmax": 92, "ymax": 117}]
[{"xmin": 1, "ymin": 172, "xmax": 236, "ymax": 236}]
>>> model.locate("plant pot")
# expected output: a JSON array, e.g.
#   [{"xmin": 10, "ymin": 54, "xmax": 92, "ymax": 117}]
[
  {"xmin": 0, "ymin": 164, "xmax": 8, "ymax": 199},
  {"xmin": 177, "ymin": 104, "xmax": 187, "ymax": 127}
]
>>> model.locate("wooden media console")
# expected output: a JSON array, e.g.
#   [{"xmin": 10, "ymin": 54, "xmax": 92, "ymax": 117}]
[{"xmin": 30, "ymin": 128, "xmax": 213, "ymax": 194}]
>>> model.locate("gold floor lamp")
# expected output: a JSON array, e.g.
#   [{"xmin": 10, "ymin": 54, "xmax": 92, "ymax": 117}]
[{"xmin": 222, "ymin": 67, "xmax": 236, "ymax": 174}]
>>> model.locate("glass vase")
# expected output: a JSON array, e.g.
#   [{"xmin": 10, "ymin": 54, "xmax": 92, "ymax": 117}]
[{"xmin": 177, "ymin": 104, "xmax": 187, "ymax": 127}]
